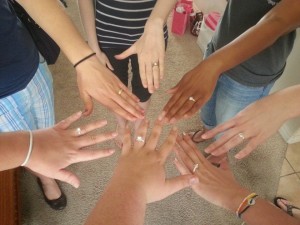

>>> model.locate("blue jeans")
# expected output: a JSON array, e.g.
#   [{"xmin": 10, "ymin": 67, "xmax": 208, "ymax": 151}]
[{"xmin": 200, "ymin": 74, "xmax": 274, "ymax": 130}]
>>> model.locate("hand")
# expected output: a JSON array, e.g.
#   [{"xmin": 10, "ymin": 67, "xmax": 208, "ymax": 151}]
[
  {"xmin": 115, "ymin": 23, "xmax": 165, "ymax": 94},
  {"xmin": 94, "ymin": 48, "xmax": 114, "ymax": 71},
  {"xmin": 202, "ymin": 94, "xmax": 287, "ymax": 159},
  {"xmin": 113, "ymin": 120, "xmax": 197, "ymax": 203},
  {"xmin": 27, "ymin": 111, "xmax": 117, "ymax": 188},
  {"xmin": 75, "ymin": 55, "xmax": 144, "ymax": 121},
  {"xmin": 159, "ymin": 60, "xmax": 220, "ymax": 123},
  {"xmin": 174, "ymin": 133, "xmax": 250, "ymax": 212}
]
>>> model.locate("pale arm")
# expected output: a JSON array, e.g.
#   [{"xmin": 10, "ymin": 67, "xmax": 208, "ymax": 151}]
[
  {"xmin": 18, "ymin": 0, "xmax": 144, "ymax": 120},
  {"xmin": 203, "ymin": 84, "xmax": 300, "ymax": 159},
  {"xmin": 161, "ymin": 0, "xmax": 300, "ymax": 122}
]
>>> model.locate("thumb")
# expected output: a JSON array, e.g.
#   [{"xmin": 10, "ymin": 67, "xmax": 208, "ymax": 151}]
[
  {"xmin": 55, "ymin": 169, "xmax": 80, "ymax": 188},
  {"xmin": 81, "ymin": 92, "xmax": 94, "ymax": 116},
  {"xmin": 163, "ymin": 175, "xmax": 199, "ymax": 197},
  {"xmin": 115, "ymin": 45, "xmax": 136, "ymax": 60}
]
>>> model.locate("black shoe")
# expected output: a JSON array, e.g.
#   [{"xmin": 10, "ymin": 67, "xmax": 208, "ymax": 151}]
[{"xmin": 37, "ymin": 178, "xmax": 67, "ymax": 210}]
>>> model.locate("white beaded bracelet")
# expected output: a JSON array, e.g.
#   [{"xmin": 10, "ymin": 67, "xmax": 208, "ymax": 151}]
[{"xmin": 21, "ymin": 130, "xmax": 33, "ymax": 167}]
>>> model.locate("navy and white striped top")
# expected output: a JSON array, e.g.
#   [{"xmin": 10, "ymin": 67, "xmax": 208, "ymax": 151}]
[{"xmin": 95, "ymin": 0, "xmax": 168, "ymax": 49}]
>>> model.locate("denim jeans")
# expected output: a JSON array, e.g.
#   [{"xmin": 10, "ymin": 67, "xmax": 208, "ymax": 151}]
[{"xmin": 200, "ymin": 74, "xmax": 274, "ymax": 130}]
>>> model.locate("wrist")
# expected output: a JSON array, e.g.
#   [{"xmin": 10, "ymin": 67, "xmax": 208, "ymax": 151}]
[{"xmin": 225, "ymin": 188, "xmax": 252, "ymax": 213}]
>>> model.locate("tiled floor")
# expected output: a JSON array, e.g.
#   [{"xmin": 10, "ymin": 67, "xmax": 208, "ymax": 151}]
[{"xmin": 277, "ymin": 142, "xmax": 300, "ymax": 207}]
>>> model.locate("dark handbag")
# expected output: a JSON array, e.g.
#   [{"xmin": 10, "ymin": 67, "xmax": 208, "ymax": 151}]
[{"xmin": 9, "ymin": 1, "xmax": 61, "ymax": 65}]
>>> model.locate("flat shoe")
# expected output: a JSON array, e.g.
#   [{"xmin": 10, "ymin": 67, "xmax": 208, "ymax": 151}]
[
  {"xmin": 37, "ymin": 178, "xmax": 67, "ymax": 210},
  {"xmin": 274, "ymin": 197, "xmax": 300, "ymax": 217},
  {"xmin": 188, "ymin": 127, "xmax": 206, "ymax": 143}
]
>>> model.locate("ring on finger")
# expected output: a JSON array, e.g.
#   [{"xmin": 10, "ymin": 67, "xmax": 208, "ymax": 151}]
[
  {"xmin": 238, "ymin": 132, "xmax": 245, "ymax": 140},
  {"xmin": 152, "ymin": 62, "xmax": 159, "ymax": 68},
  {"xmin": 136, "ymin": 136, "xmax": 145, "ymax": 143},
  {"xmin": 192, "ymin": 163, "xmax": 199, "ymax": 173},
  {"xmin": 118, "ymin": 88, "xmax": 123, "ymax": 96},
  {"xmin": 76, "ymin": 127, "xmax": 82, "ymax": 136}
]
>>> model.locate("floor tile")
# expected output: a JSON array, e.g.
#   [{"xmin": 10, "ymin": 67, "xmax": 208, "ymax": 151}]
[
  {"xmin": 277, "ymin": 174, "xmax": 300, "ymax": 207},
  {"xmin": 286, "ymin": 142, "xmax": 300, "ymax": 172},
  {"xmin": 280, "ymin": 158, "xmax": 295, "ymax": 177}
]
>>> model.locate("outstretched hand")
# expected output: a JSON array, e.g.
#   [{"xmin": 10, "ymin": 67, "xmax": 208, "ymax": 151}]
[
  {"xmin": 202, "ymin": 93, "xmax": 288, "ymax": 159},
  {"xmin": 115, "ymin": 23, "xmax": 165, "ymax": 94},
  {"xmin": 27, "ymin": 111, "xmax": 116, "ymax": 188},
  {"xmin": 159, "ymin": 60, "xmax": 220, "ymax": 123},
  {"xmin": 113, "ymin": 120, "xmax": 198, "ymax": 203},
  {"xmin": 76, "ymin": 55, "xmax": 144, "ymax": 121}
]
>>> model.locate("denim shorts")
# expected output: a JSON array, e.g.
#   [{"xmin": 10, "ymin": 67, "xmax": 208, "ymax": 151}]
[
  {"xmin": 0, "ymin": 56, "xmax": 54, "ymax": 132},
  {"xmin": 200, "ymin": 42, "xmax": 274, "ymax": 130}
]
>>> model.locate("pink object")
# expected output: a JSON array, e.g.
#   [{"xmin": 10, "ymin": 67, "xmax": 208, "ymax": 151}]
[
  {"xmin": 204, "ymin": 12, "xmax": 221, "ymax": 31},
  {"xmin": 171, "ymin": 0, "xmax": 193, "ymax": 35}
]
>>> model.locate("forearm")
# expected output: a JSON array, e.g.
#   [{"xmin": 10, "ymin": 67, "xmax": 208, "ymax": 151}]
[
  {"xmin": 18, "ymin": 0, "xmax": 93, "ymax": 64},
  {"xmin": 78, "ymin": 0, "xmax": 100, "ymax": 51},
  {"xmin": 145, "ymin": 0, "xmax": 177, "ymax": 28},
  {"xmin": 0, "ymin": 131, "xmax": 30, "ymax": 171},
  {"xmin": 203, "ymin": 0, "xmax": 300, "ymax": 76},
  {"xmin": 85, "ymin": 177, "xmax": 146, "ymax": 225}
]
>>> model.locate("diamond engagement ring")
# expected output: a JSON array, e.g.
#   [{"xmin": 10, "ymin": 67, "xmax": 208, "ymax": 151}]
[
  {"xmin": 192, "ymin": 163, "xmax": 199, "ymax": 173},
  {"xmin": 118, "ymin": 88, "xmax": 123, "ymax": 95},
  {"xmin": 189, "ymin": 96, "xmax": 196, "ymax": 102},
  {"xmin": 136, "ymin": 136, "xmax": 145, "ymax": 143},
  {"xmin": 238, "ymin": 132, "xmax": 245, "ymax": 140},
  {"xmin": 76, "ymin": 127, "xmax": 82, "ymax": 135},
  {"xmin": 152, "ymin": 62, "xmax": 159, "ymax": 67}
]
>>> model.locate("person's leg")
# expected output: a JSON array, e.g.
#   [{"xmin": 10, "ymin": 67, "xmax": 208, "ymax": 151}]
[
  {"xmin": 130, "ymin": 54, "xmax": 151, "ymax": 135},
  {"xmin": 0, "ymin": 58, "xmax": 65, "ymax": 209},
  {"xmin": 101, "ymin": 48, "xmax": 130, "ymax": 147}
]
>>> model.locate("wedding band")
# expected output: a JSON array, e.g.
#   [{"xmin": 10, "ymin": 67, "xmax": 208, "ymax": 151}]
[
  {"xmin": 136, "ymin": 136, "xmax": 145, "ymax": 143},
  {"xmin": 238, "ymin": 132, "xmax": 245, "ymax": 140},
  {"xmin": 76, "ymin": 127, "xmax": 82, "ymax": 135},
  {"xmin": 189, "ymin": 96, "xmax": 196, "ymax": 102},
  {"xmin": 192, "ymin": 163, "xmax": 199, "ymax": 173},
  {"xmin": 152, "ymin": 62, "xmax": 159, "ymax": 67},
  {"xmin": 118, "ymin": 88, "xmax": 123, "ymax": 95}
]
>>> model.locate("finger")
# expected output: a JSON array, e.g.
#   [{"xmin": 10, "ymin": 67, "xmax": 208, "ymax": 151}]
[
  {"xmin": 117, "ymin": 78, "xmax": 140, "ymax": 102},
  {"xmin": 115, "ymin": 46, "xmax": 136, "ymax": 60},
  {"xmin": 173, "ymin": 156, "xmax": 190, "ymax": 175},
  {"xmin": 74, "ymin": 148, "xmax": 115, "ymax": 163},
  {"xmin": 56, "ymin": 111, "xmax": 83, "ymax": 130},
  {"xmin": 106, "ymin": 61, "xmax": 114, "ymax": 71},
  {"xmin": 169, "ymin": 97, "xmax": 198, "ymax": 123},
  {"xmin": 202, "ymin": 120, "xmax": 236, "ymax": 140},
  {"xmin": 183, "ymin": 99, "xmax": 207, "ymax": 120},
  {"xmin": 183, "ymin": 134, "xmax": 208, "ymax": 165},
  {"xmin": 178, "ymin": 134, "xmax": 204, "ymax": 165},
  {"xmin": 73, "ymin": 120, "xmax": 108, "ymax": 137},
  {"xmin": 81, "ymin": 132, "xmax": 118, "ymax": 148},
  {"xmin": 152, "ymin": 63, "xmax": 160, "ymax": 90},
  {"xmin": 159, "ymin": 127, "xmax": 178, "ymax": 162},
  {"xmin": 162, "ymin": 175, "xmax": 199, "ymax": 198},
  {"xmin": 81, "ymin": 92, "xmax": 94, "ymax": 116},
  {"xmin": 146, "ymin": 62, "xmax": 154, "ymax": 93},
  {"xmin": 146, "ymin": 120, "xmax": 163, "ymax": 150},
  {"xmin": 55, "ymin": 169, "xmax": 80, "ymax": 188},
  {"xmin": 175, "ymin": 138, "xmax": 195, "ymax": 172},
  {"xmin": 159, "ymin": 55, "xmax": 164, "ymax": 80},
  {"xmin": 134, "ymin": 120, "xmax": 149, "ymax": 149},
  {"xmin": 235, "ymin": 137, "xmax": 259, "ymax": 159},
  {"xmin": 122, "ymin": 126, "xmax": 132, "ymax": 155},
  {"xmin": 138, "ymin": 58, "xmax": 147, "ymax": 88},
  {"xmin": 161, "ymin": 91, "xmax": 186, "ymax": 123}
]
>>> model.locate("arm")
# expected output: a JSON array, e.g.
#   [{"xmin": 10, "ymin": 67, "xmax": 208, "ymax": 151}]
[
  {"xmin": 175, "ymin": 134, "xmax": 300, "ymax": 225},
  {"xmin": 18, "ymin": 0, "xmax": 144, "ymax": 120},
  {"xmin": 0, "ymin": 111, "xmax": 116, "ymax": 188},
  {"xmin": 202, "ymin": 84, "xmax": 300, "ymax": 159},
  {"xmin": 161, "ymin": 0, "xmax": 300, "ymax": 123},
  {"xmin": 115, "ymin": 0, "xmax": 178, "ymax": 93},
  {"xmin": 77, "ymin": 0, "xmax": 113, "ymax": 70},
  {"xmin": 85, "ymin": 120, "xmax": 197, "ymax": 225}
]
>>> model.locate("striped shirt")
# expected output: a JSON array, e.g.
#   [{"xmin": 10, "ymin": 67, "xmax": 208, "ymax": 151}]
[{"xmin": 95, "ymin": 0, "xmax": 168, "ymax": 48}]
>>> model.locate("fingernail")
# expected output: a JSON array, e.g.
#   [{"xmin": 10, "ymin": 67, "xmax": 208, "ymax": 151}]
[
  {"xmin": 112, "ymin": 132, "xmax": 118, "ymax": 137},
  {"xmin": 189, "ymin": 177, "xmax": 199, "ymax": 185},
  {"xmin": 182, "ymin": 131, "xmax": 187, "ymax": 136},
  {"xmin": 109, "ymin": 149, "xmax": 115, "ymax": 154},
  {"xmin": 158, "ymin": 112, "xmax": 165, "ymax": 121},
  {"xmin": 174, "ymin": 157, "xmax": 178, "ymax": 162}
]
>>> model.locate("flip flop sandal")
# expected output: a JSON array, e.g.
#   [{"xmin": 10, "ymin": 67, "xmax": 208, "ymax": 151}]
[
  {"xmin": 274, "ymin": 197, "xmax": 300, "ymax": 217},
  {"xmin": 187, "ymin": 127, "xmax": 206, "ymax": 143}
]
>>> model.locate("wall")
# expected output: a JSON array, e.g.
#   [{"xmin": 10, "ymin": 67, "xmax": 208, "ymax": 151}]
[{"xmin": 194, "ymin": 0, "xmax": 227, "ymax": 13}]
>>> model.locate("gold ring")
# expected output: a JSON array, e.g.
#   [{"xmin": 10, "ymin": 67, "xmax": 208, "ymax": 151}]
[
  {"xmin": 118, "ymin": 89, "xmax": 123, "ymax": 95},
  {"xmin": 238, "ymin": 133, "xmax": 245, "ymax": 140},
  {"xmin": 192, "ymin": 163, "xmax": 199, "ymax": 173},
  {"xmin": 152, "ymin": 62, "xmax": 159, "ymax": 67}
]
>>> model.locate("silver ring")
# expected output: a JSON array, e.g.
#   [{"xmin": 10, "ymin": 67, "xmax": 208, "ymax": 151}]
[
  {"xmin": 192, "ymin": 163, "xmax": 199, "ymax": 173},
  {"xmin": 136, "ymin": 136, "xmax": 145, "ymax": 143},
  {"xmin": 152, "ymin": 62, "xmax": 159, "ymax": 67},
  {"xmin": 76, "ymin": 127, "xmax": 82, "ymax": 135},
  {"xmin": 189, "ymin": 96, "xmax": 196, "ymax": 102},
  {"xmin": 238, "ymin": 132, "xmax": 245, "ymax": 140},
  {"xmin": 118, "ymin": 88, "xmax": 123, "ymax": 95}
]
